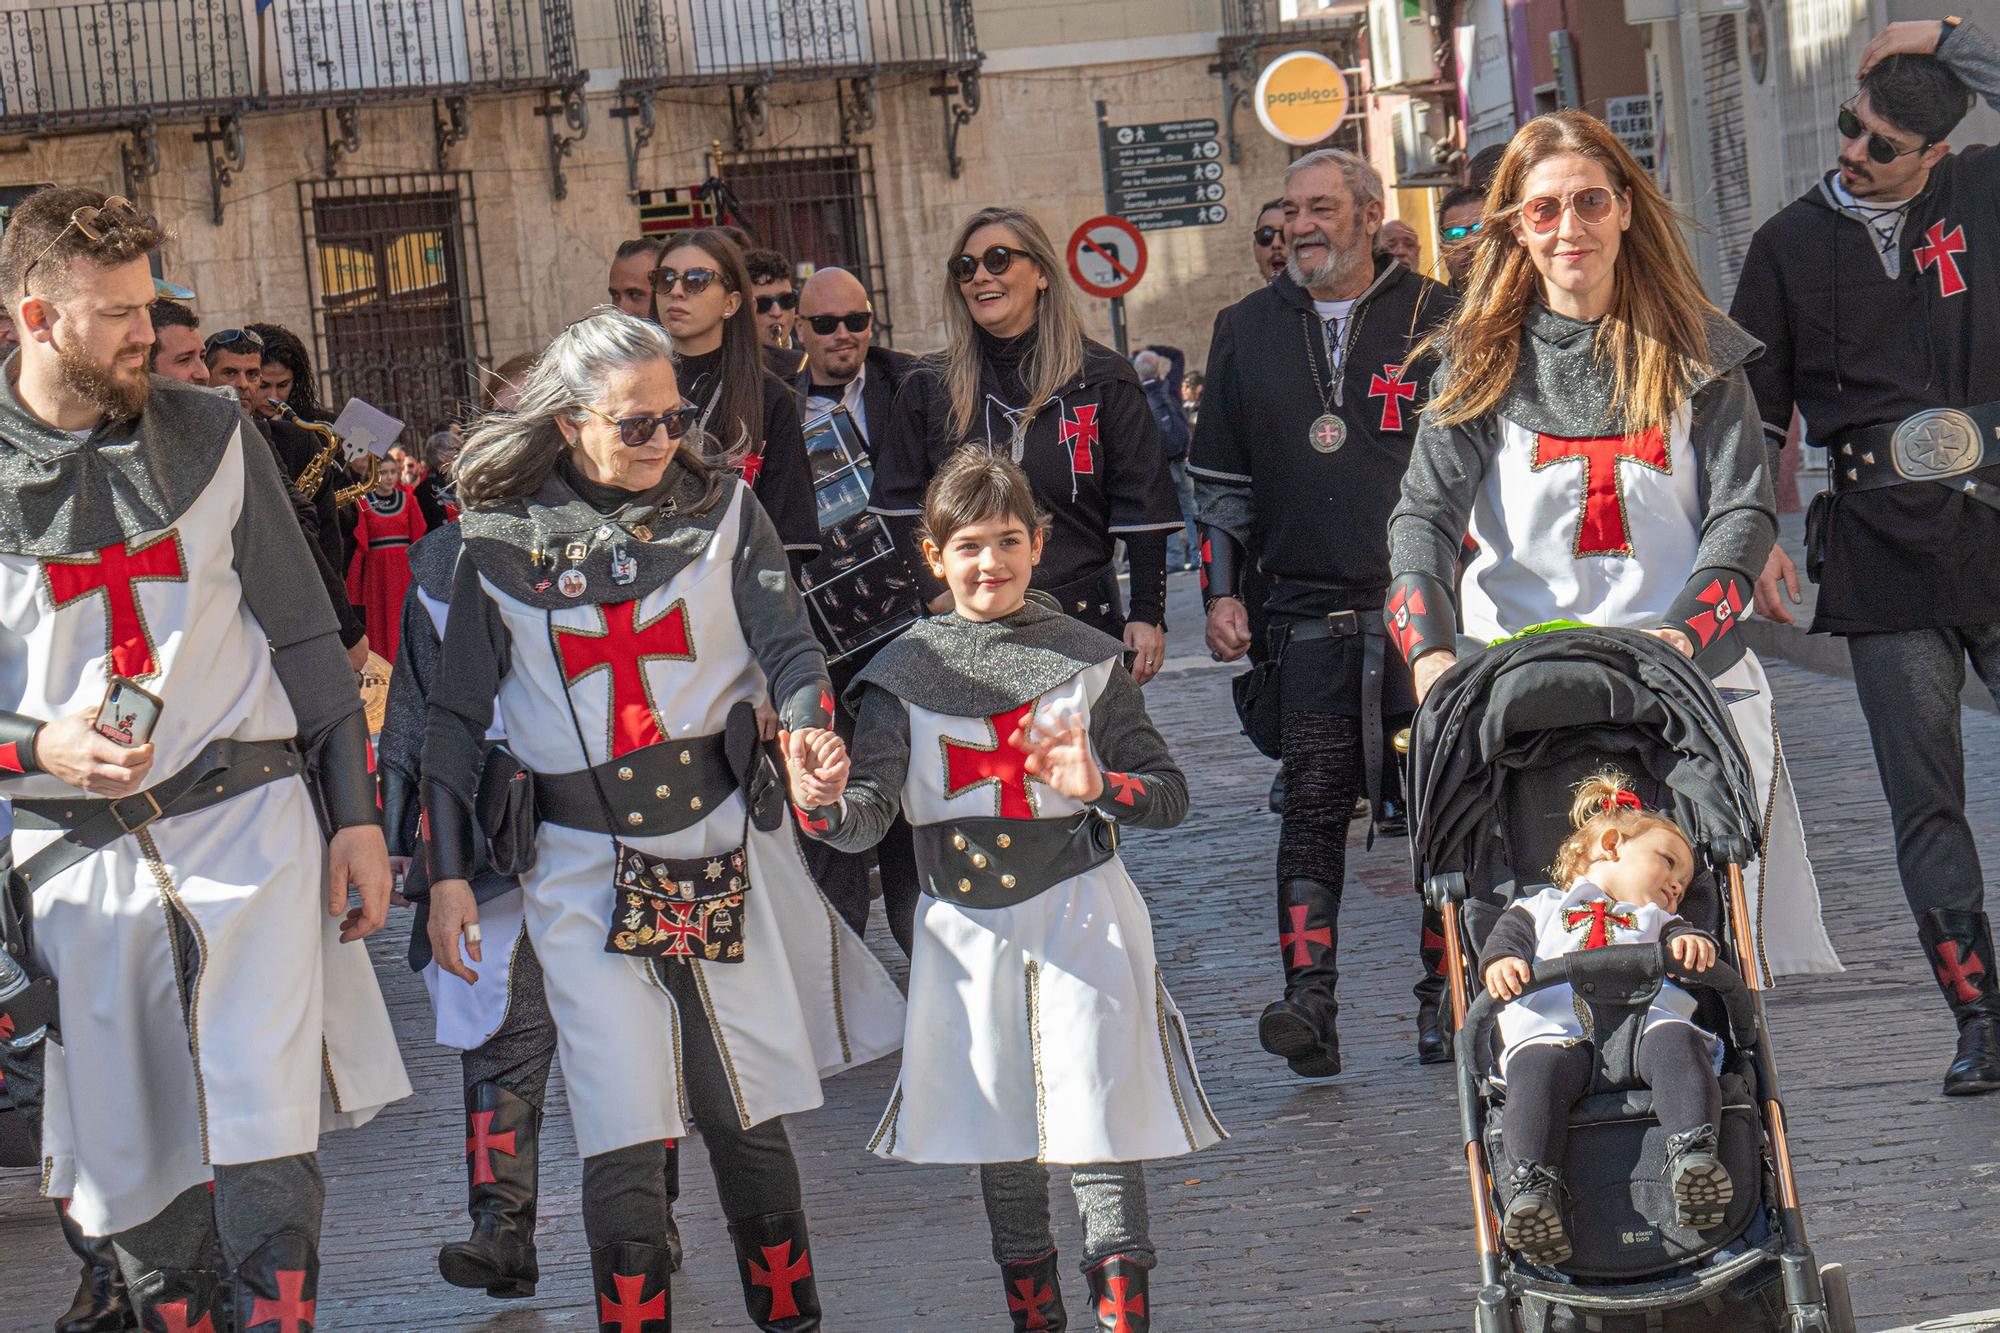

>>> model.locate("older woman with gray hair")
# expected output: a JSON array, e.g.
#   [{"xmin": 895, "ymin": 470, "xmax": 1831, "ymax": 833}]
[{"xmin": 420, "ymin": 307, "xmax": 904, "ymax": 1328}]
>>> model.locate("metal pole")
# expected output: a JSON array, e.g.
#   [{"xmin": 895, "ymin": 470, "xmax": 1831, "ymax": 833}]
[{"xmin": 1094, "ymin": 98, "xmax": 1128, "ymax": 357}]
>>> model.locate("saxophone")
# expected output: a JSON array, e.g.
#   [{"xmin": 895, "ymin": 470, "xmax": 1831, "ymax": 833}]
[
  {"xmin": 276, "ymin": 402, "xmax": 346, "ymax": 499},
  {"xmin": 334, "ymin": 458, "xmax": 380, "ymax": 508}
]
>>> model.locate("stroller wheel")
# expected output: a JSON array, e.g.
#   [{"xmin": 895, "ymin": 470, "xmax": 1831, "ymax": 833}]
[{"xmin": 1818, "ymin": 1263, "xmax": 1855, "ymax": 1333}]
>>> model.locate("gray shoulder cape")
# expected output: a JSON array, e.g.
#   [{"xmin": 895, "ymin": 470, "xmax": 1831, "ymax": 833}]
[
  {"xmin": 850, "ymin": 592, "xmax": 1123, "ymax": 716},
  {"xmin": 406, "ymin": 523, "xmax": 464, "ymax": 603}
]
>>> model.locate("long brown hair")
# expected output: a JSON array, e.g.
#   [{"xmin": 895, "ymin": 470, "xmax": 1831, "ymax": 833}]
[
  {"xmin": 1548, "ymin": 770, "xmax": 1692, "ymax": 889},
  {"xmin": 938, "ymin": 207, "xmax": 1086, "ymax": 442},
  {"xmin": 658, "ymin": 228, "xmax": 761, "ymax": 469},
  {"xmin": 1420, "ymin": 111, "xmax": 1716, "ymax": 433}
]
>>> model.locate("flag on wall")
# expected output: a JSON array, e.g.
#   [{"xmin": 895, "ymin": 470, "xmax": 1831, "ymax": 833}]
[{"xmin": 634, "ymin": 187, "xmax": 717, "ymax": 236}]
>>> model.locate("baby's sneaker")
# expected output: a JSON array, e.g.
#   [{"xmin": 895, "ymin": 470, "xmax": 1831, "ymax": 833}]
[
  {"xmin": 1666, "ymin": 1124, "xmax": 1734, "ymax": 1229},
  {"xmin": 1500, "ymin": 1161, "xmax": 1572, "ymax": 1265}
]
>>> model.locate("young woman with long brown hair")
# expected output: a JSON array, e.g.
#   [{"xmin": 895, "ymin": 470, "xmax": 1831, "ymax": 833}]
[
  {"xmin": 1385, "ymin": 109, "xmax": 1841, "ymax": 981},
  {"xmin": 869, "ymin": 206, "xmax": 1183, "ymax": 681}
]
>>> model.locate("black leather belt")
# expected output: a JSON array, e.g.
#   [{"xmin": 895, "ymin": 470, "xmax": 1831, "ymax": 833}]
[
  {"xmin": 533, "ymin": 733, "xmax": 736, "ymax": 837},
  {"xmin": 1829, "ymin": 402, "xmax": 2000, "ymax": 512},
  {"xmin": 1041, "ymin": 563, "xmax": 1121, "ymax": 628},
  {"xmin": 1274, "ymin": 608, "xmax": 1389, "ymax": 826},
  {"xmin": 913, "ymin": 811, "xmax": 1118, "ymax": 909},
  {"xmin": 11, "ymin": 738, "xmax": 303, "ymax": 894}
]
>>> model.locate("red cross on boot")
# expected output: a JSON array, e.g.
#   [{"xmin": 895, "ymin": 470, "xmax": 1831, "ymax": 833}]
[
  {"xmin": 128, "ymin": 1266, "xmax": 226, "ymax": 1333},
  {"xmin": 730, "ymin": 1210, "xmax": 821, "ymax": 1329},
  {"xmin": 1918, "ymin": 909, "xmax": 2000, "ymax": 1097},
  {"xmin": 439, "ymin": 1081, "xmax": 541, "ymax": 1300},
  {"xmin": 1083, "ymin": 1254, "xmax": 1152, "ymax": 1333},
  {"xmin": 999, "ymin": 1249, "xmax": 1069, "ymax": 1331},
  {"xmin": 232, "ymin": 1233, "xmax": 317, "ymax": 1333},
  {"xmin": 589, "ymin": 1241, "xmax": 672, "ymax": 1333},
  {"xmin": 1262, "ymin": 878, "xmax": 1343, "ymax": 1078}
]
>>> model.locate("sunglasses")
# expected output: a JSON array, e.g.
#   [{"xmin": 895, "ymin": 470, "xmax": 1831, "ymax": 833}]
[
  {"xmin": 949, "ymin": 245, "xmax": 1028, "ymax": 283},
  {"xmin": 580, "ymin": 402, "xmax": 702, "ymax": 447},
  {"xmin": 204, "ymin": 327, "xmax": 265, "ymax": 352},
  {"xmin": 1837, "ymin": 102, "xmax": 1931, "ymax": 165},
  {"xmin": 1520, "ymin": 187, "xmax": 1618, "ymax": 234},
  {"xmin": 648, "ymin": 266, "xmax": 726, "ymax": 297},
  {"xmin": 21, "ymin": 195, "xmax": 156, "ymax": 290},
  {"xmin": 803, "ymin": 311, "xmax": 873, "ymax": 336},
  {"xmin": 1253, "ymin": 225, "xmax": 1283, "ymax": 247},
  {"xmin": 1442, "ymin": 221, "xmax": 1484, "ymax": 243},
  {"xmin": 754, "ymin": 292, "xmax": 799, "ymax": 314}
]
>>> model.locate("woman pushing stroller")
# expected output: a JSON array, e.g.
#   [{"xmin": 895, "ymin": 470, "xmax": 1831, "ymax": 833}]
[{"xmin": 1481, "ymin": 773, "xmax": 1729, "ymax": 1266}]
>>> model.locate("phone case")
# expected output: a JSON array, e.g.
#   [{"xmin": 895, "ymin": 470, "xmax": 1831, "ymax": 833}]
[{"xmin": 97, "ymin": 678, "xmax": 164, "ymax": 748}]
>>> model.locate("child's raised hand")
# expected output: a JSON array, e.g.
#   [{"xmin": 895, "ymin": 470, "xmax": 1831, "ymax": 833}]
[
  {"xmin": 1484, "ymin": 956, "xmax": 1532, "ymax": 1001},
  {"xmin": 1009, "ymin": 710, "xmax": 1102, "ymax": 803},
  {"xmin": 1670, "ymin": 932, "xmax": 1718, "ymax": 974},
  {"xmin": 780, "ymin": 727, "xmax": 850, "ymax": 809}
]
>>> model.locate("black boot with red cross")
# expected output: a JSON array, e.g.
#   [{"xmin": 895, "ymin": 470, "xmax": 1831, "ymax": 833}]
[{"xmin": 1920, "ymin": 909, "xmax": 2000, "ymax": 1096}]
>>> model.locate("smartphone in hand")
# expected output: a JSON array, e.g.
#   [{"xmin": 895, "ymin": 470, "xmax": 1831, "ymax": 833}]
[{"xmin": 96, "ymin": 677, "xmax": 164, "ymax": 748}]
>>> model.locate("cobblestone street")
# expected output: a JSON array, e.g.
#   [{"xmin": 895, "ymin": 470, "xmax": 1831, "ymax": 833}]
[{"xmin": 5, "ymin": 575, "xmax": 2000, "ymax": 1330}]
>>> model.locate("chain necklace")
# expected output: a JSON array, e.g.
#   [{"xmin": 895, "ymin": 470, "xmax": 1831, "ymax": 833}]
[{"xmin": 1301, "ymin": 311, "xmax": 1348, "ymax": 454}]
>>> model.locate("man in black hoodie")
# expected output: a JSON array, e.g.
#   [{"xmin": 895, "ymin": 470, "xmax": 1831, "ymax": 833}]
[
  {"xmin": 1190, "ymin": 148, "xmax": 1453, "ymax": 1078},
  {"xmin": 1731, "ymin": 15, "xmax": 2000, "ymax": 1097}
]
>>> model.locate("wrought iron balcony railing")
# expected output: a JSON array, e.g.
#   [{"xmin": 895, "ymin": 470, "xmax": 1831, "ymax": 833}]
[
  {"xmin": 270, "ymin": 0, "xmax": 579, "ymax": 104},
  {"xmin": 616, "ymin": 0, "xmax": 979, "ymax": 88},
  {"xmin": 1222, "ymin": 0, "xmax": 1363, "ymax": 46},
  {"xmin": 0, "ymin": 0, "xmax": 253, "ymax": 134}
]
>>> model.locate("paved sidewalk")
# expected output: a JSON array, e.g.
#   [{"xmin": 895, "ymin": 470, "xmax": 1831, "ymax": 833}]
[{"xmin": 4, "ymin": 574, "xmax": 2000, "ymax": 1330}]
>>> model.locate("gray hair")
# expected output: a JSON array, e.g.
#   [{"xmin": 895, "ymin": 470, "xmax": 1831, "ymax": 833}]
[
  {"xmin": 454, "ymin": 307, "xmax": 721, "ymax": 508},
  {"xmin": 1284, "ymin": 148, "xmax": 1385, "ymax": 212},
  {"xmin": 1131, "ymin": 349, "xmax": 1165, "ymax": 380}
]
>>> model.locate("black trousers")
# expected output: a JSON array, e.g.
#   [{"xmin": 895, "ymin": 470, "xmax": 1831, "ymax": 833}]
[
  {"xmin": 464, "ymin": 932, "xmax": 559, "ymax": 1107},
  {"xmin": 1502, "ymin": 1026, "xmax": 1720, "ymax": 1167},
  {"xmin": 1847, "ymin": 622, "xmax": 2000, "ymax": 919}
]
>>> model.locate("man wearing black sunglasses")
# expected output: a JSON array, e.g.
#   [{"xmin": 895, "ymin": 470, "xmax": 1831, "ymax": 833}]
[
  {"xmin": 793, "ymin": 266, "xmax": 912, "ymax": 461},
  {"xmin": 1251, "ymin": 199, "xmax": 1287, "ymax": 282},
  {"xmin": 744, "ymin": 247, "xmax": 805, "ymax": 372},
  {"xmin": 1732, "ymin": 16, "xmax": 2000, "ymax": 1097}
]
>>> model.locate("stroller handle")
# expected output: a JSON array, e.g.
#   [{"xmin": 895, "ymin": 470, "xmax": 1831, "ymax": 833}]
[{"xmin": 1457, "ymin": 942, "xmax": 1758, "ymax": 1071}]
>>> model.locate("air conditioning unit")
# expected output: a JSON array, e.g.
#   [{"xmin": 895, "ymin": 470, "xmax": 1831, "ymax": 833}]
[
  {"xmin": 1390, "ymin": 99, "xmax": 1454, "ymax": 185},
  {"xmin": 1367, "ymin": 0, "xmax": 1438, "ymax": 88}
]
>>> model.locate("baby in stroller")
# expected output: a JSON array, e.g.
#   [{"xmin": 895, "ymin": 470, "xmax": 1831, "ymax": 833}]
[{"xmin": 1481, "ymin": 772, "xmax": 1729, "ymax": 1267}]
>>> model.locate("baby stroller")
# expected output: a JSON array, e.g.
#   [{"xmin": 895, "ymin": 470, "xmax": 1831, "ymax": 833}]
[{"xmin": 1404, "ymin": 627, "xmax": 1854, "ymax": 1333}]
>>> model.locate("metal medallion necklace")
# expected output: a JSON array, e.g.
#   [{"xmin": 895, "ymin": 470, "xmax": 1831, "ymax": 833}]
[{"xmin": 1302, "ymin": 311, "xmax": 1348, "ymax": 454}]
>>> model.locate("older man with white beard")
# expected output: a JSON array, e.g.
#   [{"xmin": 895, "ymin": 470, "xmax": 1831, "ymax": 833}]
[{"xmin": 1189, "ymin": 149, "xmax": 1455, "ymax": 1079}]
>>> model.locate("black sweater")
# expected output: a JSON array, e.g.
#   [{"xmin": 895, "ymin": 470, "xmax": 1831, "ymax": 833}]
[{"xmin": 678, "ymin": 345, "xmax": 820, "ymax": 565}]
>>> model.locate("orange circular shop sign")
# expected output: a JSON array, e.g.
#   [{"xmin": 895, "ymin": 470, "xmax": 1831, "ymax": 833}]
[{"xmin": 1254, "ymin": 50, "xmax": 1351, "ymax": 147}]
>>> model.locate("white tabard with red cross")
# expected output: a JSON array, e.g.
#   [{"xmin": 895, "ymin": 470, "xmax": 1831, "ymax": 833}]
[
  {"xmin": 1461, "ymin": 407, "xmax": 1700, "ymax": 643},
  {"xmin": 0, "ymin": 427, "xmax": 409, "ymax": 1237},
  {"xmin": 869, "ymin": 660, "xmax": 1225, "ymax": 1166},
  {"xmin": 472, "ymin": 483, "xmax": 903, "ymax": 1156}
]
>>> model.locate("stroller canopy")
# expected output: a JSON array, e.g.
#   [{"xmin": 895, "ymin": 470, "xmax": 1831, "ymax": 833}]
[{"xmin": 1409, "ymin": 628, "xmax": 1763, "ymax": 886}]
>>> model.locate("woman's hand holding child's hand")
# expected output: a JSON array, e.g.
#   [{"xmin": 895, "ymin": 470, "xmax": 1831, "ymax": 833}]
[
  {"xmin": 1009, "ymin": 711, "xmax": 1103, "ymax": 803},
  {"xmin": 781, "ymin": 727, "xmax": 850, "ymax": 809},
  {"xmin": 1670, "ymin": 932, "xmax": 1718, "ymax": 974},
  {"xmin": 1484, "ymin": 956, "xmax": 1532, "ymax": 1001}
]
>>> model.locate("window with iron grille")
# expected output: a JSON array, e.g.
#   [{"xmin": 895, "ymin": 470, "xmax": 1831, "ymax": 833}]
[
  {"xmin": 297, "ymin": 172, "xmax": 491, "ymax": 437},
  {"xmin": 720, "ymin": 145, "xmax": 894, "ymax": 346}
]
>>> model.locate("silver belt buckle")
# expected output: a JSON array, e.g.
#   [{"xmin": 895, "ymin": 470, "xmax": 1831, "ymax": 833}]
[{"xmin": 1892, "ymin": 408, "xmax": 1987, "ymax": 481}]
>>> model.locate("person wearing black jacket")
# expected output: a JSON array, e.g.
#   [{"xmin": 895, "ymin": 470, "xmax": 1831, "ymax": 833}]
[
  {"xmin": 1730, "ymin": 15, "xmax": 2000, "ymax": 1097},
  {"xmin": 1190, "ymin": 148, "xmax": 1453, "ymax": 1078},
  {"xmin": 871, "ymin": 206, "xmax": 1183, "ymax": 681}
]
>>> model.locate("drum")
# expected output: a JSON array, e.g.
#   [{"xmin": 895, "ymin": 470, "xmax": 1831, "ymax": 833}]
[{"xmin": 797, "ymin": 407, "xmax": 923, "ymax": 664}]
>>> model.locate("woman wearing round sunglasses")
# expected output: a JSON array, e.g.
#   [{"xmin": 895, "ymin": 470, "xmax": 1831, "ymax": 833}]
[
  {"xmin": 649, "ymin": 228, "xmax": 820, "ymax": 574},
  {"xmin": 871, "ymin": 206, "xmax": 1183, "ymax": 681},
  {"xmin": 1387, "ymin": 110, "xmax": 1841, "ymax": 982},
  {"xmin": 423, "ymin": 308, "xmax": 905, "ymax": 1330}
]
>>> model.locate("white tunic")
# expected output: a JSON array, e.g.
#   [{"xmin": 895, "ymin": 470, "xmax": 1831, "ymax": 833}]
[
  {"xmin": 868, "ymin": 660, "xmax": 1225, "ymax": 1165},
  {"xmin": 1461, "ymin": 413, "xmax": 1840, "ymax": 982},
  {"xmin": 2, "ymin": 429, "xmax": 410, "ymax": 1236},
  {"xmin": 478, "ymin": 486, "xmax": 903, "ymax": 1155}
]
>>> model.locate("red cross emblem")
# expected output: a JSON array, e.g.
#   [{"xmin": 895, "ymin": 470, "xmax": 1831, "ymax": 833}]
[
  {"xmin": 653, "ymin": 903, "xmax": 707, "ymax": 957},
  {"xmin": 818, "ymin": 686, "xmax": 835, "ymax": 721},
  {"xmin": 157, "ymin": 1301, "xmax": 217, "ymax": 1333},
  {"xmin": 1280, "ymin": 903, "xmax": 1332, "ymax": 967},
  {"xmin": 1915, "ymin": 220, "xmax": 1967, "ymax": 298},
  {"xmin": 0, "ymin": 741, "xmax": 22, "ymax": 774},
  {"xmin": 244, "ymin": 1269, "xmax": 315, "ymax": 1333},
  {"xmin": 0, "ymin": 1013, "xmax": 14, "ymax": 1041},
  {"xmin": 739, "ymin": 450, "xmax": 766, "ymax": 485},
  {"xmin": 1563, "ymin": 899, "xmax": 1638, "ymax": 950},
  {"xmin": 1105, "ymin": 772, "xmax": 1147, "ymax": 806},
  {"xmin": 1098, "ymin": 1275, "xmax": 1147, "ymax": 1332},
  {"xmin": 1368, "ymin": 363, "xmax": 1418, "ymax": 432},
  {"xmin": 598, "ymin": 1270, "xmax": 667, "ymax": 1332},
  {"xmin": 794, "ymin": 804, "xmax": 831, "ymax": 834},
  {"xmin": 465, "ymin": 1109, "xmax": 518, "ymax": 1186},
  {"xmin": 1934, "ymin": 939, "xmax": 1987, "ymax": 1003},
  {"xmin": 1007, "ymin": 1276, "xmax": 1059, "ymax": 1329},
  {"xmin": 1687, "ymin": 578, "xmax": 1744, "ymax": 647},
  {"xmin": 42, "ymin": 532, "xmax": 188, "ymax": 681},
  {"xmin": 943, "ymin": 701, "xmax": 1042, "ymax": 819},
  {"xmin": 749, "ymin": 1240, "xmax": 812, "ymax": 1320},
  {"xmin": 1385, "ymin": 582, "xmax": 1429, "ymax": 659},
  {"xmin": 1198, "ymin": 535, "xmax": 1212, "ymax": 592},
  {"xmin": 1532, "ymin": 427, "xmax": 1671, "ymax": 557},
  {"xmin": 1061, "ymin": 403, "xmax": 1099, "ymax": 475},
  {"xmin": 554, "ymin": 599, "xmax": 694, "ymax": 757},
  {"xmin": 1421, "ymin": 925, "xmax": 1448, "ymax": 957}
]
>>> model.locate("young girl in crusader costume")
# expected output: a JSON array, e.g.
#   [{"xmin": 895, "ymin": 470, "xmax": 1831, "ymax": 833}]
[
  {"xmin": 1386, "ymin": 110, "xmax": 1840, "ymax": 984},
  {"xmin": 420, "ymin": 309, "xmax": 904, "ymax": 1330},
  {"xmin": 1479, "ymin": 774, "xmax": 1727, "ymax": 1267},
  {"xmin": 788, "ymin": 448, "xmax": 1223, "ymax": 1333},
  {"xmin": 869, "ymin": 206, "xmax": 1183, "ymax": 682}
]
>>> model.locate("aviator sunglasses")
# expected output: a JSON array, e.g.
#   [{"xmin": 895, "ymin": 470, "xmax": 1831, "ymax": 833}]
[
  {"xmin": 754, "ymin": 292, "xmax": 799, "ymax": 314},
  {"xmin": 648, "ymin": 266, "xmax": 725, "ymax": 297},
  {"xmin": 580, "ymin": 402, "xmax": 703, "ymax": 447},
  {"xmin": 1519, "ymin": 187, "xmax": 1618, "ymax": 234},
  {"xmin": 1838, "ymin": 101, "xmax": 1932, "ymax": 165},
  {"xmin": 949, "ymin": 245, "xmax": 1027, "ymax": 283},
  {"xmin": 803, "ymin": 311, "xmax": 873, "ymax": 336}
]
